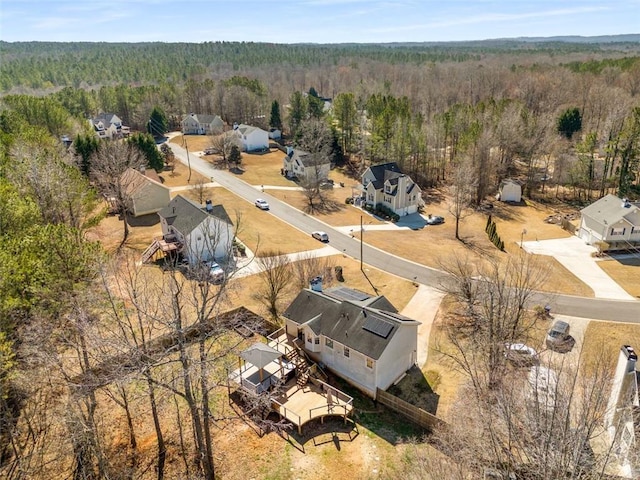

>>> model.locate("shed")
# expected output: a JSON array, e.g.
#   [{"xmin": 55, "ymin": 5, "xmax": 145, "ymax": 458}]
[{"xmin": 499, "ymin": 179, "xmax": 522, "ymax": 202}]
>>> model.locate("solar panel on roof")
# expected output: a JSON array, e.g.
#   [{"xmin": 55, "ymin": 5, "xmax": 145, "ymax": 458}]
[
  {"xmin": 362, "ymin": 316, "xmax": 394, "ymax": 338},
  {"xmin": 326, "ymin": 287, "xmax": 371, "ymax": 302}
]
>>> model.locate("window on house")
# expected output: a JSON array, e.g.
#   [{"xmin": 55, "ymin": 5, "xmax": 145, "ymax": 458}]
[
  {"xmin": 325, "ymin": 338, "xmax": 333, "ymax": 349},
  {"xmin": 344, "ymin": 347, "xmax": 350, "ymax": 358},
  {"xmin": 632, "ymin": 226, "xmax": 640, "ymax": 235},
  {"xmin": 366, "ymin": 358, "xmax": 374, "ymax": 369},
  {"xmin": 315, "ymin": 337, "xmax": 320, "ymax": 345},
  {"xmin": 611, "ymin": 227, "xmax": 626, "ymax": 236},
  {"xmin": 368, "ymin": 194, "xmax": 374, "ymax": 201},
  {"xmin": 307, "ymin": 334, "xmax": 312, "ymax": 343}
]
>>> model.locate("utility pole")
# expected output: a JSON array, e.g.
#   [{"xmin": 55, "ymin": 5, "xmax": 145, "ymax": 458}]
[{"xmin": 360, "ymin": 215, "xmax": 364, "ymax": 272}]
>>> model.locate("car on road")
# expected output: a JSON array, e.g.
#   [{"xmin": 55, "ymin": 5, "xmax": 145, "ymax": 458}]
[
  {"xmin": 426, "ymin": 215, "xmax": 445, "ymax": 225},
  {"xmin": 504, "ymin": 343, "xmax": 539, "ymax": 367},
  {"xmin": 546, "ymin": 320, "xmax": 575, "ymax": 353},
  {"xmin": 311, "ymin": 231, "xmax": 329, "ymax": 242},
  {"xmin": 255, "ymin": 198, "xmax": 270, "ymax": 210}
]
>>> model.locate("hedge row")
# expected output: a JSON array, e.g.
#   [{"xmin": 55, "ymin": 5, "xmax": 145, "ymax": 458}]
[{"xmin": 485, "ymin": 215, "xmax": 505, "ymax": 251}]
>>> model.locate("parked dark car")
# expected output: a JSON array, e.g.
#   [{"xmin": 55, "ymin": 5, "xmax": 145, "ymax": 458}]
[{"xmin": 546, "ymin": 320, "xmax": 575, "ymax": 353}]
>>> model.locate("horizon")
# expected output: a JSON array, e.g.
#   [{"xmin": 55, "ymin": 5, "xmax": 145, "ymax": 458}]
[{"xmin": 1, "ymin": 0, "xmax": 637, "ymax": 44}]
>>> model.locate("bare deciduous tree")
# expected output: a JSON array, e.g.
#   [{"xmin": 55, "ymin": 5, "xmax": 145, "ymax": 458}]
[
  {"xmin": 208, "ymin": 131, "xmax": 241, "ymax": 167},
  {"xmin": 89, "ymin": 141, "xmax": 146, "ymax": 246},
  {"xmin": 448, "ymin": 157, "xmax": 476, "ymax": 241},
  {"xmin": 255, "ymin": 250, "xmax": 293, "ymax": 320}
]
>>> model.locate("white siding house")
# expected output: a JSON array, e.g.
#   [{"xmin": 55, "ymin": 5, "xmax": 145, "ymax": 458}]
[
  {"xmin": 360, "ymin": 162, "xmax": 422, "ymax": 217},
  {"xmin": 89, "ymin": 113, "xmax": 130, "ymax": 139},
  {"xmin": 579, "ymin": 194, "xmax": 640, "ymax": 250},
  {"xmin": 158, "ymin": 195, "xmax": 233, "ymax": 263},
  {"xmin": 282, "ymin": 147, "xmax": 331, "ymax": 184},
  {"xmin": 232, "ymin": 124, "xmax": 269, "ymax": 152},
  {"xmin": 283, "ymin": 284, "xmax": 420, "ymax": 398}
]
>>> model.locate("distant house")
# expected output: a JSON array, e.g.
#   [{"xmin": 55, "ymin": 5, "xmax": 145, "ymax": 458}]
[
  {"xmin": 181, "ymin": 114, "xmax": 224, "ymax": 135},
  {"xmin": 578, "ymin": 194, "xmax": 640, "ymax": 250},
  {"xmin": 89, "ymin": 113, "xmax": 130, "ymax": 139},
  {"xmin": 498, "ymin": 179, "xmax": 522, "ymax": 202},
  {"xmin": 282, "ymin": 147, "xmax": 330, "ymax": 184},
  {"xmin": 232, "ymin": 124, "xmax": 269, "ymax": 152},
  {"xmin": 157, "ymin": 195, "xmax": 233, "ymax": 264},
  {"xmin": 281, "ymin": 281, "xmax": 420, "ymax": 398},
  {"xmin": 120, "ymin": 168, "xmax": 170, "ymax": 217},
  {"xmin": 360, "ymin": 162, "xmax": 422, "ymax": 217},
  {"xmin": 604, "ymin": 345, "xmax": 640, "ymax": 477}
]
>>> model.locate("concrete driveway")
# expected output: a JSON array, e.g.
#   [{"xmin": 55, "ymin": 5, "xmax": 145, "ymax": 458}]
[
  {"xmin": 400, "ymin": 285, "xmax": 446, "ymax": 368},
  {"xmin": 522, "ymin": 236, "xmax": 634, "ymax": 300}
]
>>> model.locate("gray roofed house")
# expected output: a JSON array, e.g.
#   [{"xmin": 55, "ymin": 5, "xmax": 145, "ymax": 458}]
[
  {"xmin": 88, "ymin": 113, "xmax": 130, "ymax": 139},
  {"xmin": 158, "ymin": 194, "xmax": 234, "ymax": 263},
  {"xmin": 181, "ymin": 113, "xmax": 224, "ymax": 135},
  {"xmin": 359, "ymin": 162, "xmax": 423, "ymax": 217},
  {"xmin": 282, "ymin": 284, "xmax": 420, "ymax": 398},
  {"xmin": 120, "ymin": 168, "xmax": 170, "ymax": 217},
  {"xmin": 232, "ymin": 123, "xmax": 269, "ymax": 152},
  {"xmin": 282, "ymin": 147, "xmax": 330, "ymax": 184},
  {"xmin": 578, "ymin": 194, "xmax": 640, "ymax": 250}
]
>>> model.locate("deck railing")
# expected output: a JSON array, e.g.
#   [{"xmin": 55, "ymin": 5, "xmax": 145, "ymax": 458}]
[{"xmin": 271, "ymin": 398, "xmax": 301, "ymax": 426}]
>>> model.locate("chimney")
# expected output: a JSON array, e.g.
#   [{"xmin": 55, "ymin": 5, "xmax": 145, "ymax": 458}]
[
  {"xmin": 310, "ymin": 276, "xmax": 323, "ymax": 292},
  {"xmin": 205, "ymin": 199, "xmax": 213, "ymax": 213},
  {"xmin": 622, "ymin": 345, "xmax": 637, "ymax": 373}
]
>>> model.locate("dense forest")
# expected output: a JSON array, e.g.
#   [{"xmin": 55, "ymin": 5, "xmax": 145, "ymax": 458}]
[{"xmin": 0, "ymin": 39, "xmax": 640, "ymax": 478}]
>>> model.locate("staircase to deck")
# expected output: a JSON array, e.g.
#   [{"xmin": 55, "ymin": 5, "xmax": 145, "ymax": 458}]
[{"xmin": 141, "ymin": 240, "xmax": 160, "ymax": 264}]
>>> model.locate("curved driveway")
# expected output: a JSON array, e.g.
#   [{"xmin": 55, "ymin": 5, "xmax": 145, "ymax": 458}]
[{"xmin": 168, "ymin": 143, "xmax": 640, "ymax": 324}]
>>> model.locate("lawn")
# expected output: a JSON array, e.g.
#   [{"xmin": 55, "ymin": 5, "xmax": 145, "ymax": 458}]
[
  {"xmin": 582, "ymin": 321, "xmax": 640, "ymax": 372},
  {"xmin": 597, "ymin": 257, "xmax": 640, "ymax": 298}
]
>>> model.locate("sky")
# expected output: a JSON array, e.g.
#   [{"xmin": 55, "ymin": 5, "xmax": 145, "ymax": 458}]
[{"xmin": 0, "ymin": 0, "xmax": 637, "ymax": 44}]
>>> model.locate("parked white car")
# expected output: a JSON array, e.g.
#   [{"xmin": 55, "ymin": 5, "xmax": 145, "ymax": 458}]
[
  {"xmin": 255, "ymin": 198, "xmax": 270, "ymax": 210},
  {"xmin": 311, "ymin": 231, "xmax": 329, "ymax": 242}
]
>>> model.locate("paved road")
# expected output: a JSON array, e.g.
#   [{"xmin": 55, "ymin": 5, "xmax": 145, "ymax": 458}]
[{"xmin": 168, "ymin": 143, "xmax": 640, "ymax": 323}]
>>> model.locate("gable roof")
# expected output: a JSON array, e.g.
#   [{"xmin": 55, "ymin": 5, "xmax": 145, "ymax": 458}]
[
  {"xmin": 283, "ymin": 287, "xmax": 419, "ymax": 360},
  {"xmin": 91, "ymin": 113, "xmax": 120, "ymax": 126},
  {"xmin": 236, "ymin": 124, "xmax": 265, "ymax": 136},
  {"xmin": 121, "ymin": 168, "xmax": 168, "ymax": 196},
  {"xmin": 158, "ymin": 195, "xmax": 232, "ymax": 235},
  {"xmin": 581, "ymin": 194, "xmax": 640, "ymax": 227},
  {"xmin": 365, "ymin": 162, "xmax": 404, "ymax": 189},
  {"xmin": 183, "ymin": 114, "xmax": 222, "ymax": 125}
]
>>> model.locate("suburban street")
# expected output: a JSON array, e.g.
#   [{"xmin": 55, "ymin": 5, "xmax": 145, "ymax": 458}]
[{"xmin": 168, "ymin": 142, "xmax": 640, "ymax": 323}]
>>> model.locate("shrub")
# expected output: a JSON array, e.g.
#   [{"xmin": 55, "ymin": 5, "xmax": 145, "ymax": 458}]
[{"xmin": 345, "ymin": 197, "xmax": 354, "ymax": 204}]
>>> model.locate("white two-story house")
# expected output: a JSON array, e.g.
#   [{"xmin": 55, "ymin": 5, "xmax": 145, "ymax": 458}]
[
  {"xmin": 282, "ymin": 147, "xmax": 330, "ymax": 184},
  {"xmin": 158, "ymin": 195, "xmax": 233, "ymax": 263},
  {"xmin": 89, "ymin": 113, "xmax": 130, "ymax": 139},
  {"xmin": 360, "ymin": 162, "xmax": 423, "ymax": 217},
  {"xmin": 232, "ymin": 124, "xmax": 269, "ymax": 152},
  {"xmin": 282, "ymin": 282, "xmax": 420, "ymax": 399}
]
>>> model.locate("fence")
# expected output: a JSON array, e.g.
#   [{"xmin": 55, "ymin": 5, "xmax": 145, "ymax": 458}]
[{"xmin": 376, "ymin": 388, "xmax": 445, "ymax": 432}]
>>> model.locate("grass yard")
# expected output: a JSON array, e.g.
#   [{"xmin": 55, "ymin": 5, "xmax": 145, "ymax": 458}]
[
  {"xmin": 597, "ymin": 257, "xmax": 640, "ymax": 298},
  {"xmin": 158, "ymin": 158, "xmax": 210, "ymax": 187},
  {"xmin": 177, "ymin": 186, "xmax": 321, "ymax": 257},
  {"xmin": 582, "ymin": 321, "xmax": 640, "ymax": 369},
  {"xmin": 268, "ymin": 188, "xmax": 386, "ymax": 227}
]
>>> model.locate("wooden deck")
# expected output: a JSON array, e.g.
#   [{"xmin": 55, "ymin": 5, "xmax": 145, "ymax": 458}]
[
  {"xmin": 272, "ymin": 379, "xmax": 354, "ymax": 434},
  {"xmin": 230, "ymin": 329, "xmax": 354, "ymax": 434}
]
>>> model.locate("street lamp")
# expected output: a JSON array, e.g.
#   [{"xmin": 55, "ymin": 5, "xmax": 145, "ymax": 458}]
[{"xmin": 520, "ymin": 228, "xmax": 527, "ymax": 248}]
